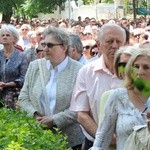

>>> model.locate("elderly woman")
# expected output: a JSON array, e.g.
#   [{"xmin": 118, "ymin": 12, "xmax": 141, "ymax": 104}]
[
  {"xmin": 0, "ymin": 24, "xmax": 28, "ymax": 109},
  {"xmin": 91, "ymin": 48, "xmax": 150, "ymax": 150},
  {"xmin": 19, "ymin": 26, "xmax": 84, "ymax": 149}
]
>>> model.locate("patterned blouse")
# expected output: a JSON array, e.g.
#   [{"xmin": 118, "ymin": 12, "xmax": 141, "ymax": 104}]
[
  {"xmin": 92, "ymin": 88, "xmax": 146, "ymax": 150},
  {"xmin": 0, "ymin": 49, "xmax": 28, "ymax": 108}
]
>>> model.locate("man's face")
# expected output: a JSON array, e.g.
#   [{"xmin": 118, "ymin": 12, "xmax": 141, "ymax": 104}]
[{"xmin": 100, "ymin": 27, "xmax": 125, "ymax": 61}]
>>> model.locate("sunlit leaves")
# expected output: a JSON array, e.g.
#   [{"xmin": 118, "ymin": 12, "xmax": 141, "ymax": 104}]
[{"xmin": 0, "ymin": 108, "xmax": 68, "ymax": 150}]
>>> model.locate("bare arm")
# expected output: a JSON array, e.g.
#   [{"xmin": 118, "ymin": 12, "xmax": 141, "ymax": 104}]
[{"xmin": 77, "ymin": 111, "xmax": 98, "ymax": 138}]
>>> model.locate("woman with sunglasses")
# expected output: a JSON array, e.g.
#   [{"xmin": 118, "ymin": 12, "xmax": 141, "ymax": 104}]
[
  {"xmin": 19, "ymin": 26, "xmax": 84, "ymax": 149},
  {"xmin": 91, "ymin": 47, "xmax": 150, "ymax": 150},
  {"xmin": 97, "ymin": 46, "xmax": 136, "ymax": 150}
]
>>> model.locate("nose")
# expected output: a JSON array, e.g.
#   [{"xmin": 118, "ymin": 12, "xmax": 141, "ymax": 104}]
[
  {"xmin": 43, "ymin": 45, "xmax": 49, "ymax": 52},
  {"xmin": 112, "ymin": 40, "xmax": 118, "ymax": 49},
  {"xmin": 136, "ymin": 67, "xmax": 144, "ymax": 77}
]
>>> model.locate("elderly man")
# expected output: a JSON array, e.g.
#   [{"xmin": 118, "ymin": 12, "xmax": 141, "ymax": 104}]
[
  {"xmin": 70, "ymin": 23, "xmax": 126, "ymax": 150},
  {"xmin": 69, "ymin": 34, "xmax": 88, "ymax": 65}
]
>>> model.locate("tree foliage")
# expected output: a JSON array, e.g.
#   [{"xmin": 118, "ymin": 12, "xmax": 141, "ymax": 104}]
[
  {"xmin": 82, "ymin": 0, "xmax": 94, "ymax": 5},
  {"xmin": 0, "ymin": 0, "xmax": 24, "ymax": 23},
  {"xmin": 22, "ymin": 0, "xmax": 66, "ymax": 18},
  {"xmin": 104, "ymin": 0, "xmax": 114, "ymax": 3}
]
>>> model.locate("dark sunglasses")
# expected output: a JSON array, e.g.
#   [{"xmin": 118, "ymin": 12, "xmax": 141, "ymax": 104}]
[
  {"xmin": 41, "ymin": 42, "xmax": 63, "ymax": 48},
  {"xmin": 118, "ymin": 62, "xmax": 127, "ymax": 68},
  {"xmin": 36, "ymin": 49, "xmax": 43, "ymax": 53},
  {"xmin": 83, "ymin": 45, "xmax": 91, "ymax": 49},
  {"xmin": 91, "ymin": 51, "xmax": 98, "ymax": 57}
]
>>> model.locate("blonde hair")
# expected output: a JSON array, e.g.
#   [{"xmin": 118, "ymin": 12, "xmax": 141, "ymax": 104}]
[{"xmin": 124, "ymin": 48, "xmax": 150, "ymax": 89}]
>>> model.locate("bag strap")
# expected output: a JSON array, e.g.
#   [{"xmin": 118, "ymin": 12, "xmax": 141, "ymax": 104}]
[{"xmin": 38, "ymin": 59, "xmax": 50, "ymax": 116}]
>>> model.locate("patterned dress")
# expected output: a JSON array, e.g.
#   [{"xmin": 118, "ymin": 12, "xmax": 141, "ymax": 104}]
[{"xmin": 0, "ymin": 49, "xmax": 28, "ymax": 109}]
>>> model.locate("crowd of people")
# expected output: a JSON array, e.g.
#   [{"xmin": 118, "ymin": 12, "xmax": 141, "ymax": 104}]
[{"xmin": 0, "ymin": 15, "xmax": 150, "ymax": 149}]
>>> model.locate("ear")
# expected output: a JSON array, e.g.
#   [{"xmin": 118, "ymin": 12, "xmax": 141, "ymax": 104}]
[{"xmin": 62, "ymin": 45, "xmax": 67, "ymax": 52}]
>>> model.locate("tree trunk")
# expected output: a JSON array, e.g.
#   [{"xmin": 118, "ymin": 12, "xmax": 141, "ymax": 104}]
[{"xmin": 2, "ymin": 13, "xmax": 12, "ymax": 23}]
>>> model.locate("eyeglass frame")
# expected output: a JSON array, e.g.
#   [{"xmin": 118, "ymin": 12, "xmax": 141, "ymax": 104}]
[
  {"xmin": 83, "ymin": 45, "xmax": 91, "ymax": 49},
  {"xmin": 41, "ymin": 42, "xmax": 63, "ymax": 48},
  {"xmin": 117, "ymin": 62, "xmax": 127, "ymax": 68}
]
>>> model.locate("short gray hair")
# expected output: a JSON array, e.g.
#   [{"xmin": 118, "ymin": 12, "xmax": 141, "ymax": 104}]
[
  {"xmin": 43, "ymin": 26, "xmax": 70, "ymax": 54},
  {"xmin": 97, "ymin": 23, "xmax": 126, "ymax": 43},
  {"xmin": 69, "ymin": 34, "xmax": 83, "ymax": 54},
  {"xmin": 0, "ymin": 24, "xmax": 19, "ymax": 44}
]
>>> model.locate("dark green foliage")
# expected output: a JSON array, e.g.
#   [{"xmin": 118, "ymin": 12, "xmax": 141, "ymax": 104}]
[
  {"xmin": 133, "ymin": 78, "xmax": 150, "ymax": 97},
  {"xmin": 0, "ymin": 108, "xmax": 69, "ymax": 150}
]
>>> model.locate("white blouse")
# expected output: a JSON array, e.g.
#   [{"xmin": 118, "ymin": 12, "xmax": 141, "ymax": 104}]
[{"xmin": 91, "ymin": 88, "xmax": 146, "ymax": 150}]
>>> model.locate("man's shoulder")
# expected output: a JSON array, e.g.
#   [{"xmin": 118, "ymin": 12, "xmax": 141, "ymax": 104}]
[{"xmin": 79, "ymin": 58, "xmax": 100, "ymax": 72}]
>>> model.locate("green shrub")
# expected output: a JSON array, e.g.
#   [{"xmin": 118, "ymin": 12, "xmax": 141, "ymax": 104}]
[{"xmin": 0, "ymin": 108, "xmax": 70, "ymax": 150}]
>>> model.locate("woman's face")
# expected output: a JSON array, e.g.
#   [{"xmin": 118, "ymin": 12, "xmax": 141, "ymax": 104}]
[
  {"xmin": 133, "ymin": 56, "xmax": 150, "ymax": 83},
  {"xmin": 42, "ymin": 35, "xmax": 66, "ymax": 61},
  {"xmin": 1, "ymin": 31, "xmax": 15, "ymax": 45}
]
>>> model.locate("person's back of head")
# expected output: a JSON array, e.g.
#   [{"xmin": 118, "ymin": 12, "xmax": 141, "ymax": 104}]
[
  {"xmin": 69, "ymin": 34, "xmax": 83, "ymax": 55},
  {"xmin": 121, "ymin": 26, "xmax": 130, "ymax": 45}
]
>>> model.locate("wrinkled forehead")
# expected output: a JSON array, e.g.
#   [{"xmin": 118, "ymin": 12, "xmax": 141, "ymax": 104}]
[{"xmin": 102, "ymin": 26, "xmax": 125, "ymax": 40}]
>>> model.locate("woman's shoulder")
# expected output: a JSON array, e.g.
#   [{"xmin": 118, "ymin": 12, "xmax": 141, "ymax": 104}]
[
  {"xmin": 105, "ymin": 88, "xmax": 128, "ymax": 105},
  {"xmin": 29, "ymin": 58, "xmax": 46, "ymax": 66},
  {"xmin": 111, "ymin": 87, "xmax": 127, "ymax": 96}
]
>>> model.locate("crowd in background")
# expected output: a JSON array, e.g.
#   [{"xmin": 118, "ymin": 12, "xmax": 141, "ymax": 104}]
[{"xmin": 0, "ymin": 15, "xmax": 150, "ymax": 150}]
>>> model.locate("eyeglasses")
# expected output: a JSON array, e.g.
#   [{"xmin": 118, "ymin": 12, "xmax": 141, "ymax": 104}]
[
  {"xmin": 84, "ymin": 33, "xmax": 92, "ymax": 36},
  {"xmin": 83, "ymin": 45, "xmax": 91, "ymax": 49},
  {"xmin": 22, "ymin": 28, "xmax": 28, "ymax": 31},
  {"xmin": 36, "ymin": 49, "xmax": 43, "ymax": 53},
  {"xmin": 134, "ymin": 34, "xmax": 141, "ymax": 38},
  {"xmin": 117, "ymin": 62, "xmax": 127, "ymax": 68},
  {"xmin": 41, "ymin": 42, "xmax": 63, "ymax": 48}
]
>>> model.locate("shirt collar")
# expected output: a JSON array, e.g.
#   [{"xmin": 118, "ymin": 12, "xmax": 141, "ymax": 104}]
[
  {"xmin": 46, "ymin": 56, "xmax": 69, "ymax": 73},
  {"xmin": 93, "ymin": 55, "xmax": 107, "ymax": 71},
  {"xmin": 93, "ymin": 55, "xmax": 117, "ymax": 77}
]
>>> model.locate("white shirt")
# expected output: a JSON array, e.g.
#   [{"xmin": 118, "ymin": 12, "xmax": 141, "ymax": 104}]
[{"xmin": 40, "ymin": 56, "xmax": 68, "ymax": 115}]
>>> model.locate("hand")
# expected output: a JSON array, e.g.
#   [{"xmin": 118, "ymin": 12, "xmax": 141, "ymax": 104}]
[
  {"xmin": 36, "ymin": 116, "xmax": 53, "ymax": 129},
  {"xmin": 0, "ymin": 87, "xmax": 3, "ymax": 91},
  {"xmin": 0, "ymin": 82, "xmax": 5, "ymax": 88}
]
